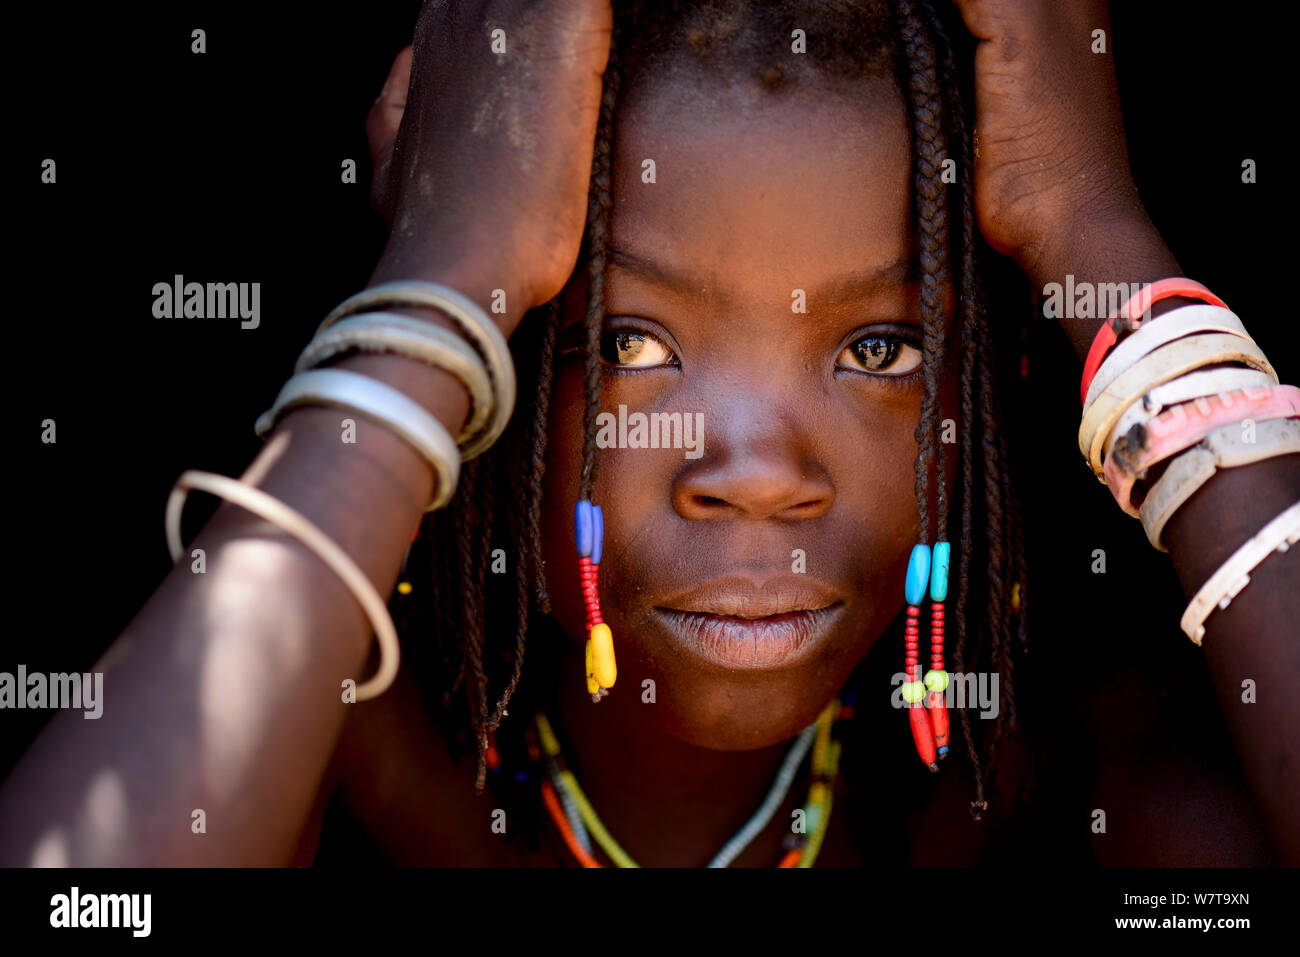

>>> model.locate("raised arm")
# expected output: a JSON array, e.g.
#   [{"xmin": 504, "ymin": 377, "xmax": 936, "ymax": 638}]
[
  {"xmin": 952, "ymin": 0, "xmax": 1300, "ymax": 862},
  {"xmin": 0, "ymin": 0, "xmax": 612, "ymax": 866}
]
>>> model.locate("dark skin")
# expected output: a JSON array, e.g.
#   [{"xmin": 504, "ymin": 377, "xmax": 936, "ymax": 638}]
[
  {"xmin": 348, "ymin": 56, "xmax": 967, "ymax": 868},
  {"xmin": 0, "ymin": 0, "xmax": 1290, "ymax": 866},
  {"xmin": 332, "ymin": 2, "xmax": 1282, "ymax": 866}
]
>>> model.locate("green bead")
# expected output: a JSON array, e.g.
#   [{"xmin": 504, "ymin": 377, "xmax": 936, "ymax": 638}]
[
  {"xmin": 901, "ymin": 680, "xmax": 926, "ymax": 704},
  {"xmin": 924, "ymin": 669, "xmax": 949, "ymax": 693}
]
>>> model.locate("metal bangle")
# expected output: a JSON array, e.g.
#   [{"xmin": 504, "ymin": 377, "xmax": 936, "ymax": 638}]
[
  {"xmin": 295, "ymin": 311, "xmax": 496, "ymax": 459},
  {"xmin": 254, "ymin": 369, "xmax": 460, "ymax": 512},
  {"xmin": 317, "ymin": 281, "xmax": 516, "ymax": 459}
]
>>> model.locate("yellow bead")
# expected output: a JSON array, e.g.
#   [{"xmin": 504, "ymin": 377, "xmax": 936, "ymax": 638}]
[
  {"xmin": 924, "ymin": 669, "xmax": 948, "ymax": 693},
  {"xmin": 396, "ymin": 581, "xmax": 412, "ymax": 595},
  {"xmin": 902, "ymin": 680, "xmax": 926, "ymax": 704},
  {"xmin": 585, "ymin": 639, "xmax": 600, "ymax": 696},
  {"xmin": 590, "ymin": 623, "xmax": 617, "ymax": 688}
]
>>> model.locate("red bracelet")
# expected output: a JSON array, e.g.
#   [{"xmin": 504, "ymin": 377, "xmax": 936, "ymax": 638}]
[{"xmin": 1078, "ymin": 278, "xmax": 1228, "ymax": 406}]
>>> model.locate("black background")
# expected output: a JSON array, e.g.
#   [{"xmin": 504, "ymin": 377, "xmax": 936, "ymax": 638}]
[{"xmin": 5, "ymin": 0, "xmax": 1297, "ymax": 873}]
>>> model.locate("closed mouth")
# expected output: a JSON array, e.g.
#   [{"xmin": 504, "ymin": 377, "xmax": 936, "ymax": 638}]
[{"xmin": 651, "ymin": 602, "xmax": 844, "ymax": 669}]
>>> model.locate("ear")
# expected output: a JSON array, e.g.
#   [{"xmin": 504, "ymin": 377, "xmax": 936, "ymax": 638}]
[{"xmin": 365, "ymin": 44, "xmax": 413, "ymax": 225}]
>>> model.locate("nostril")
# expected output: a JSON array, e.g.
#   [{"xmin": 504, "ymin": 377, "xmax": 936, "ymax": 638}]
[{"xmin": 698, "ymin": 496, "xmax": 727, "ymax": 507}]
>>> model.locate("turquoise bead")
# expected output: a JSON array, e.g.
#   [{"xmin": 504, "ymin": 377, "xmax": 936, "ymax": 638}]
[
  {"xmin": 592, "ymin": 505, "xmax": 605, "ymax": 565},
  {"xmin": 574, "ymin": 500, "xmax": 594, "ymax": 558},
  {"xmin": 905, "ymin": 544, "xmax": 931, "ymax": 605},
  {"xmin": 930, "ymin": 541, "xmax": 951, "ymax": 602}
]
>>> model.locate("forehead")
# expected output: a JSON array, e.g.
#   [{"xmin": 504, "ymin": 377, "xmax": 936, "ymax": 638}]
[{"xmin": 606, "ymin": 70, "xmax": 913, "ymax": 306}]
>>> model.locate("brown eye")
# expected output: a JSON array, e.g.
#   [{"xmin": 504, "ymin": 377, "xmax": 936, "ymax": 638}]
[
  {"xmin": 600, "ymin": 330, "xmax": 674, "ymax": 368},
  {"xmin": 838, "ymin": 335, "xmax": 922, "ymax": 376}
]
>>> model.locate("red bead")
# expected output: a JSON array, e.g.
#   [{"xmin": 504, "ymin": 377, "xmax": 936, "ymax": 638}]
[{"xmin": 910, "ymin": 704, "xmax": 937, "ymax": 769}]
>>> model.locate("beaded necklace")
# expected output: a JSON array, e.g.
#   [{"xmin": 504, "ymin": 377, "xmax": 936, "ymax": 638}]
[{"xmin": 522, "ymin": 697, "xmax": 847, "ymax": 868}]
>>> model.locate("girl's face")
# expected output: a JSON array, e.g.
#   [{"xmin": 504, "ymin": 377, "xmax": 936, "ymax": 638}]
[{"xmin": 542, "ymin": 66, "xmax": 949, "ymax": 749}]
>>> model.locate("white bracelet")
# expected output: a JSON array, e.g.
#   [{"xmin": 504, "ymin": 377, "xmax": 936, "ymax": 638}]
[
  {"xmin": 1105, "ymin": 366, "xmax": 1277, "ymax": 463},
  {"xmin": 1180, "ymin": 501, "xmax": 1300, "ymax": 645},
  {"xmin": 1083, "ymin": 305, "xmax": 1251, "ymax": 410},
  {"xmin": 165, "ymin": 470, "xmax": 401, "ymax": 700},
  {"xmin": 1077, "ymin": 332, "xmax": 1277, "ymax": 478},
  {"xmin": 1141, "ymin": 418, "xmax": 1300, "ymax": 551},
  {"xmin": 317, "ymin": 282, "xmax": 516, "ymax": 459},
  {"xmin": 254, "ymin": 369, "xmax": 461, "ymax": 512},
  {"xmin": 294, "ymin": 311, "xmax": 497, "ymax": 459}
]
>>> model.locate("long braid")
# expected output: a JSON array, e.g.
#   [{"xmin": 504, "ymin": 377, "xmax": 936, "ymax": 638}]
[
  {"xmin": 487, "ymin": 296, "xmax": 561, "ymax": 729},
  {"xmin": 942, "ymin": 49, "xmax": 990, "ymax": 816},
  {"xmin": 524, "ymin": 297, "xmax": 561, "ymax": 616},
  {"xmin": 894, "ymin": 0, "xmax": 946, "ymax": 546},
  {"xmin": 923, "ymin": 0, "xmax": 991, "ymax": 815},
  {"xmin": 579, "ymin": 30, "xmax": 623, "ymax": 502},
  {"xmin": 452, "ymin": 458, "xmax": 494, "ymax": 791},
  {"xmin": 894, "ymin": 0, "xmax": 950, "ymax": 547}
]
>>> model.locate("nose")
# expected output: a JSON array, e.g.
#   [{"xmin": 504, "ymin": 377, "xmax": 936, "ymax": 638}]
[{"xmin": 672, "ymin": 416, "xmax": 835, "ymax": 522}]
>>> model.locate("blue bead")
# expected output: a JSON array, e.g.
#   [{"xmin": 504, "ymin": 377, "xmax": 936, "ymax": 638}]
[
  {"xmin": 591, "ymin": 505, "xmax": 605, "ymax": 565},
  {"xmin": 574, "ymin": 500, "xmax": 594, "ymax": 558},
  {"xmin": 930, "ymin": 541, "xmax": 951, "ymax": 603},
  {"xmin": 905, "ymin": 544, "xmax": 931, "ymax": 605}
]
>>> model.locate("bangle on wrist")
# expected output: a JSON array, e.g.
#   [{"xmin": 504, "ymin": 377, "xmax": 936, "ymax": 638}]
[
  {"xmin": 165, "ymin": 470, "xmax": 402, "ymax": 700},
  {"xmin": 1140, "ymin": 418, "xmax": 1300, "ymax": 551},
  {"xmin": 1180, "ymin": 501, "xmax": 1300, "ymax": 645},
  {"xmin": 255, "ymin": 369, "xmax": 461, "ymax": 512},
  {"xmin": 1079, "ymin": 277, "xmax": 1227, "ymax": 405},
  {"xmin": 1103, "ymin": 385, "xmax": 1300, "ymax": 517}
]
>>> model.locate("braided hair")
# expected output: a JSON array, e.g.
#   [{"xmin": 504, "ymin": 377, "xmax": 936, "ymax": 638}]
[{"xmin": 397, "ymin": 0, "xmax": 1030, "ymax": 827}]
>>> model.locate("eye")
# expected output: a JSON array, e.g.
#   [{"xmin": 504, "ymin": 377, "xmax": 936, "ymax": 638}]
[
  {"xmin": 837, "ymin": 334, "xmax": 922, "ymax": 376},
  {"xmin": 600, "ymin": 330, "xmax": 676, "ymax": 368}
]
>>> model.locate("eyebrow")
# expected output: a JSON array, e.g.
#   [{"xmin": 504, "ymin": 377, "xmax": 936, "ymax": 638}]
[{"xmin": 606, "ymin": 244, "xmax": 919, "ymax": 306}]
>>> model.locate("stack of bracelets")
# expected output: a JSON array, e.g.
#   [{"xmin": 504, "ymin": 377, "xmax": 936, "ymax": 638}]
[
  {"xmin": 163, "ymin": 281, "xmax": 518, "ymax": 701},
  {"xmin": 1077, "ymin": 278, "xmax": 1300, "ymax": 645}
]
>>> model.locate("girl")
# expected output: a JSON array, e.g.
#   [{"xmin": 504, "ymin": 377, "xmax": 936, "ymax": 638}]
[{"xmin": 1, "ymin": 0, "xmax": 1295, "ymax": 867}]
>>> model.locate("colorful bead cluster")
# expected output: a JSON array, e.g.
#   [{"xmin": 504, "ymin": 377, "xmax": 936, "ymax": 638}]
[
  {"xmin": 574, "ymin": 499, "xmax": 616, "ymax": 700},
  {"xmin": 901, "ymin": 541, "xmax": 950, "ymax": 771}
]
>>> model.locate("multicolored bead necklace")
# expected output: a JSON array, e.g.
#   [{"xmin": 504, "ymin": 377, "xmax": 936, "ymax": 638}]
[
  {"xmin": 901, "ymin": 541, "xmax": 951, "ymax": 770},
  {"xmin": 507, "ymin": 697, "xmax": 847, "ymax": 868}
]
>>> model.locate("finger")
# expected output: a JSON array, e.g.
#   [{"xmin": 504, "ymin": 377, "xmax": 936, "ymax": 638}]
[
  {"xmin": 366, "ymin": 45, "xmax": 412, "ymax": 223},
  {"xmin": 948, "ymin": 0, "xmax": 1000, "ymax": 40}
]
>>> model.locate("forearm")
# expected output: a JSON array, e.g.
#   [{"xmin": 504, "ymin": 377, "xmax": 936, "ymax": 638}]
[
  {"xmin": 1029, "ymin": 210, "xmax": 1300, "ymax": 863},
  {"xmin": 0, "ymin": 318, "xmax": 471, "ymax": 866}
]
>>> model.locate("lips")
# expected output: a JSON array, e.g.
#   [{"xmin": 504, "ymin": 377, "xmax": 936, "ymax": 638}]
[{"xmin": 651, "ymin": 577, "xmax": 845, "ymax": 669}]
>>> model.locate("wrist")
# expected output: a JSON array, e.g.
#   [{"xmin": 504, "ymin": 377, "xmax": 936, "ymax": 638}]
[
  {"xmin": 368, "ymin": 242, "xmax": 533, "ymax": 338},
  {"xmin": 1027, "ymin": 203, "xmax": 1184, "ymax": 359}
]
